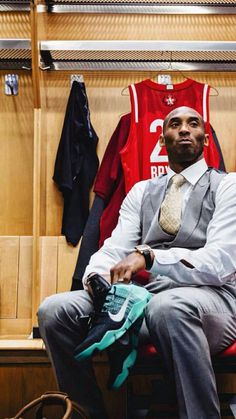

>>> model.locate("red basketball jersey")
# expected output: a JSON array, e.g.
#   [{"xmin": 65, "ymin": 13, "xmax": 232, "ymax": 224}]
[{"xmin": 120, "ymin": 78, "xmax": 220, "ymax": 193}]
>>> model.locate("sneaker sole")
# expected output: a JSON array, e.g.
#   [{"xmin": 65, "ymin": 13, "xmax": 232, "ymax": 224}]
[
  {"xmin": 74, "ymin": 293, "xmax": 151, "ymax": 362},
  {"xmin": 109, "ymin": 318, "xmax": 141, "ymax": 389},
  {"xmin": 111, "ymin": 347, "xmax": 138, "ymax": 389}
]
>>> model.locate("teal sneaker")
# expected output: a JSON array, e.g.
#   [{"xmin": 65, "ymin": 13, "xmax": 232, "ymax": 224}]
[{"xmin": 74, "ymin": 283, "xmax": 152, "ymax": 362}]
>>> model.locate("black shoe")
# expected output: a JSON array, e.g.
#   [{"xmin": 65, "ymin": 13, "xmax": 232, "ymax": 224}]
[
  {"xmin": 77, "ymin": 274, "xmax": 111, "ymax": 339},
  {"xmin": 86, "ymin": 273, "xmax": 111, "ymax": 311},
  {"xmin": 107, "ymin": 316, "xmax": 143, "ymax": 390},
  {"xmin": 74, "ymin": 283, "xmax": 152, "ymax": 362}
]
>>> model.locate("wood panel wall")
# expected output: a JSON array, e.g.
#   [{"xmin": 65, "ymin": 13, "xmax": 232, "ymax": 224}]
[
  {"xmin": 0, "ymin": 72, "xmax": 33, "ymax": 236},
  {"xmin": 0, "ymin": 236, "xmax": 79, "ymax": 338},
  {"xmin": 0, "ymin": 11, "xmax": 30, "ymax": 38}
]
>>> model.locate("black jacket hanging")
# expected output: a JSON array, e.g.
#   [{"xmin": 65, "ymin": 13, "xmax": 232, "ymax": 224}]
[{"xmin": 53, "ymin": 80, "xmax": 99, "ymax": 246}]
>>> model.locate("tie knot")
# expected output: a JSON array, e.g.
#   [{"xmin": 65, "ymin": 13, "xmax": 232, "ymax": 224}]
[{"xmin": 171, "ymin": 174, "xmax": 185, "ymax": 188}]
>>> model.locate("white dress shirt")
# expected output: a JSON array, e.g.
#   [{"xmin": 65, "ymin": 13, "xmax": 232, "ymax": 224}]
[{"xmin": 83, "ymin": 158, "xmax": 236, "ymax": 288}]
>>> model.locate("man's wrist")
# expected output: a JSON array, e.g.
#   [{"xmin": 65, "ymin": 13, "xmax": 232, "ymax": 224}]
[{"xmin": 134, "ymin": 244, "xmax": 154, "ymax": 270}]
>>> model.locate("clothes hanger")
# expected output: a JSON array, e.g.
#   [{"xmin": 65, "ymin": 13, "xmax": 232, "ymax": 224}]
[
  {"xmin": 121, "ymin": 52, "xmax": 219, "ymax": 97},
  {"xmin": 156, "ymin": 52, "xmax": 219, "ymax": 96},
  {"xmin": 120, "ymin": 57, "xmax": 183, "ymax": 97},
  {"xmin": 121, "ymin": 73, "xmax": 219, "ymax": 97}
]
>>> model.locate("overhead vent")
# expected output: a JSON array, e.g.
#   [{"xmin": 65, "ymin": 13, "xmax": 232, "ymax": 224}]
[
  {"xmin": 0, "ymin": 0, "xmax": 30, "ymax": 11},
  {"xmin": 0, "ymin": 39, "xmax": 31, "ymax": 70},
  {"xmin": 43, "ymin": 0, "xmax": 236, "ymax": 14},
  {"xmin": 44, "ymin": 0, "xmax": 236, "ymax": 4}
]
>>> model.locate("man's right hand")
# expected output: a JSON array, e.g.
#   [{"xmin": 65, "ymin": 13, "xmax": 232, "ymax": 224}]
[{"xmin": 110, "ymin": 252, "xmax": 147, "ymax": 284}]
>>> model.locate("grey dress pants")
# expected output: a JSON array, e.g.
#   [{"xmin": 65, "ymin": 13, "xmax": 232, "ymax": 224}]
[{"xmin": 38, "ymin": 282, "xmax": 236, "ymax": 419}]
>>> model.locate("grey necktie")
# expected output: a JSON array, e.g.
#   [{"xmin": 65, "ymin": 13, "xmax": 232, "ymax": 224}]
[{"xmin": 159, "ymin": 174, "xmax": 186, "ymax": 235}]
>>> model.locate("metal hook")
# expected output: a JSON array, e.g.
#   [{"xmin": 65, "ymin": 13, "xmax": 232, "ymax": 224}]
[
  {"xmin": 39, "ymin": 65, "xmax": 52, "ymax": 71},
  {"xmin": 70, "ymin": 74, "xmax": 84, "ymax": 86},
  {"xmin": 5, "ymin": 74, "xmax": 19, "ymax": 96},
  {"xmin": 22, "ymin": 66, "xmax": 32, "ymax": 71}
]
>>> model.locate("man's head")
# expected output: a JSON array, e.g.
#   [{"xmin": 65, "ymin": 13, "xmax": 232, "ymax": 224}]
[{"xmin": 160, "ymin": 106, "xmax": 209, "ymax": 171}]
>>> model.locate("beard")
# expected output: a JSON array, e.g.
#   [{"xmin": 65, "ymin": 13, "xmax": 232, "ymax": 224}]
[
  {"xmin": 168, "ymin": 144, "xmax": 204, "ymax": 164},
  {"xmin": 165, "ymin": 134, "xmax": 206, "ymax": 165}
]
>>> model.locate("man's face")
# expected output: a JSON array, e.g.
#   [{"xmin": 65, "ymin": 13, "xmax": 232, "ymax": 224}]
[{"xmin": 160, "ymin": 108, "xmax": 209, "ymax": 165}]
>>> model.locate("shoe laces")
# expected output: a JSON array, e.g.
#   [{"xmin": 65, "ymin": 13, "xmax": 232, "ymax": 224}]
[{"xmin": 101, "ymin": 287, "xmax": 126, "ymax": 315}]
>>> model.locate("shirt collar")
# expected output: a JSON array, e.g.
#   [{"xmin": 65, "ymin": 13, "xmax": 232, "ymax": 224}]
[{"xmin": 166, "ymin": 158, "xmax": 208, "ymax": 186}]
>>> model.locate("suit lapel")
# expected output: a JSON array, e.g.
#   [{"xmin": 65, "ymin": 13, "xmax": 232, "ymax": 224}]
[
  {"xmin": 175, "ymin": 171, "xmax": 210, "ymax": 244},
  {"xmin": 149, "ymin": 175, "xmax": 168, "ymax": 216},
  {"xmin": 143, "ymin": 176, "xmax": 168, "ymax": 243}
]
